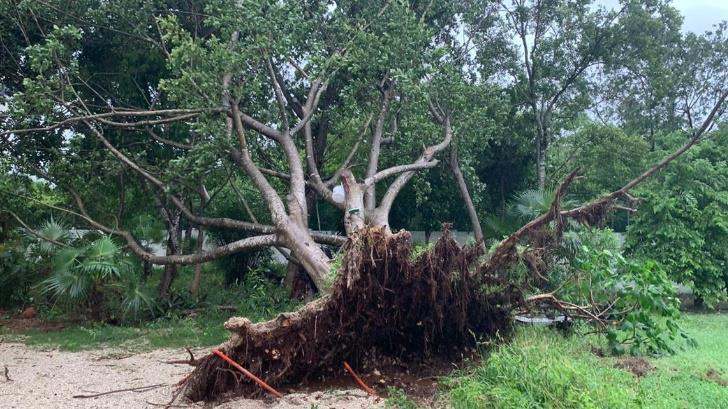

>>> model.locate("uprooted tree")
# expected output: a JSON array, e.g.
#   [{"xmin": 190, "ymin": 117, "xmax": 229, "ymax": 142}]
[{"xmin": 1, "ymin": 0, "xmax": 727, "ymax": 402}]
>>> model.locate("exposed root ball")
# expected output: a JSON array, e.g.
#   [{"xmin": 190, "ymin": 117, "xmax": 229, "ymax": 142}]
[{"xmin": 182, "ymin": 227, "xmax": 522, "ymax": 402}]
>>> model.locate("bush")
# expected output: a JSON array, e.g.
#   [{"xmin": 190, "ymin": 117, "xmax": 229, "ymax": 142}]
[
  {"xmin": 24, "ymin": 219, "xmax": 156, "ymax": 321},
  {"xmin": 0, "ymin": 239, "xmax": 36, "ymax": 308},
  {"xmin": 548, "ymin": 226, "xmax": 690, "ymax": 355}
]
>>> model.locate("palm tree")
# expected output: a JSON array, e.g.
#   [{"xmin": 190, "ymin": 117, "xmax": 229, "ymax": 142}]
[
  {"xmin": 35, "ymin": 220, "xmax": 153, "ymax": 320},
  {"xmin": 486, "ymin": 188, "xmax": 567, "ymax": 238}
]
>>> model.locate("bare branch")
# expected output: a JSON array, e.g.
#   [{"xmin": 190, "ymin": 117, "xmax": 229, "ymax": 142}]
[
  {"xmin": 146, "ymin": 127, "xmax": 193, "ymax": 149},
  {"xmin": 266, "ymin": 55, "xmax": 290, "ymax": 130},
  {"xmin": 482, "ymin": 89, "xmax": 728, "ymax": 275},
  {"xmin": 364, "ymin": 83, "xmax": 394, "ymax": 209},
  {"xmin": 258, "ymin": 167, "xmax": 291, "ymax": 181},
  {"xmin": 1, "ymin": 210, "xmax": 69, "ymax": 247},
  {"xmin": 94, "ymin": 113, "xmax": 201, "ymax": 128},
  {"xmin": 81, "ymin": 120, "xmax": 278, "ymax": 234},
  {"xmin": 364, "ymin": 160, "xmax": 440, "ymax": 187},
  {"xmin": 378, "ymin": 115, "xmax": 453, "ymax": 213},
  {"xmin": 236, "ymin": 111, "xmax": 283, "ymax": 141},
  {"xmin": 0, "ymin": 108, "xmax": 217, "ymax": 137},
  {"xmin": 619, "ymin": 88, "xmax": 727, "ymax": 192},
  {"xmin": 449, "ymin": 130, "xmax": 484, "ymax": 244},
  {"xmin": 290, "ymin": 80, "xmax": 327, "ymax": 136}
]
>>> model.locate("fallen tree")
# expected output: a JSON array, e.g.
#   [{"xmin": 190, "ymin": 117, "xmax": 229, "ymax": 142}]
[
  {"xmin": 180, "ymin": 89, "xmax": 727, "ymax": 401},
  {"xmin": 1, "ymin": 1, "xmax": 726, "ymax": 402}
]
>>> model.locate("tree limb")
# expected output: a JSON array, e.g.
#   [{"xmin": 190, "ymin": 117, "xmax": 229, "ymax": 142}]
[
  {"xmin": 1, "ymin": 210, "xmax": 69, "ymax": 247},
  {"xmin": 0, "ymin": 108, "xmax": 217, "ymax": 136},
  {"xmin": 378, "ymin": 115, "xmax": 453, "ymax": 213},
  {"xmin": 482, "ymin": 89, "xmax": 728, "ymax": 275},
  {"xmin": 364, "ymin": 160, "xmax": 440, "ymax": 187}
]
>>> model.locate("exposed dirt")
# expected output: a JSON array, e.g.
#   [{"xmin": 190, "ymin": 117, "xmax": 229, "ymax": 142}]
[
  {"xmin": 705, "ymin": 368, "xmax": 728, "ymax": 387},
  {"xmin": 0, "ymin": 342, "xmax": 381, "ymax": 408},
  {"xmin": 0, "ymin": 315, "xmax": 71, "ymax": 333},
  {"xmin": 614, "ymin": 357, "xmax": 655, "ymax": 377}
]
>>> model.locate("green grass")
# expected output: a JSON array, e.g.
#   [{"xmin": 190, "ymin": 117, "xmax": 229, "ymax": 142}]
[
  {"xmin": 9, "ymin": 313, "xmax": 230, "ymax": 351},
  {"xmin": 444, "ymin": 313, "xmax": 728, "ymax": 409},
  {"xmin": 638, "ymin": 313, "xmax": 728, "ymax": 409}
]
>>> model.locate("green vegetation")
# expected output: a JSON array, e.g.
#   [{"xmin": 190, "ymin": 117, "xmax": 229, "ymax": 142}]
[
  {"xmin": 2, "ymin": 266, "xmax": 300, "ymax": 351},
  {"xmin": 9, "ymin": 314, "xmax": 229, "ymax": 351},
  {"xmin": 627, "ymin": 131, "xmax": 728, "ymax": 306},
  {"xmin": 445, "ymin": 314, "xmax": 728, "ymax": 409},
  {"xmin": 386, "ymin": 387, "xmax": 420, "ymax": 409},
  {"xmin": 554, "ymin": 227, "xmax": 689, "ymax": 355},
  {"xmin": 0, "ymin": 0, "xmax": 726, "ymax": 405}
]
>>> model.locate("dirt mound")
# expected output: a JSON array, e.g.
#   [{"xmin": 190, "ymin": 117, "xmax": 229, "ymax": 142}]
[
  {"xmin": 182, "ymin": 227, "xmax": 522, "ymax": 402},
  {"xmin": 614, "ymin": 357, "xmax": 654, "ymax": 377},
  {"xmin": 706, "ymin": 368, "xmax": 728, "ymax": 387}
]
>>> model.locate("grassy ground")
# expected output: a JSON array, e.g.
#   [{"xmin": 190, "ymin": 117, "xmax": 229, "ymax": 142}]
[
  {"xmin": 3, "ymin": 277, "xmax": 726, "ymax": 409},
  {"xmin": 444, "ymin": 313, "xmax": 728, "ymax": 409},
  {"xmin": 0, "ymin": 266, "xmax": 301, "ymax": 351}
]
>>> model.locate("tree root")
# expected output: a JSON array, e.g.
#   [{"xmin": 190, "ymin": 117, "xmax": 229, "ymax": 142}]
[
  {"xmin": 163, "ymin": 348, "xmax": 199, "ymax": 366},
  {"xmin": 181, "ymin": 226, "xmax": 522, "ymax": 402}
]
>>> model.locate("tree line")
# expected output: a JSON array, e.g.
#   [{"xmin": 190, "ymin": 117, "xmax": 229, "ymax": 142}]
[{"xmin": 1, "ymin": 0, "xmax": 726, "ymax": 304}]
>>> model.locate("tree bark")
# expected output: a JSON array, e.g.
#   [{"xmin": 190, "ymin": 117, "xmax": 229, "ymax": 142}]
[
  {"xmin": 159, "ymin": 210, "xmax": 182, "ymax": 299},
  {"xmin": 279, "ymin": 226, "xmax": 330, "ymax": 290},
  {"xmin": 536, "ymin": 121, "xmax": 547, "ymax": 191},
  {"xmin": 190, "ymin": 227, "xmax": 205, "ymax": 298},
  {"xmin": 449, "ymin": 138, "xmax": 484, "ymax": 244},
  {"xmin": 364, "ymin": 84, "xmax": 394, "ymax": 210}
]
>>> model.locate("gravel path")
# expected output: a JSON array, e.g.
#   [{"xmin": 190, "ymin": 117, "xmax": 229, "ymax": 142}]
[{"xmin": 0, "ymin": 342, "xmax": 382, "ymax": 408}]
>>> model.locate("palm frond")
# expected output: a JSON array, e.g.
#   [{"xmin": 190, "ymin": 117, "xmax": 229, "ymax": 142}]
[
  {"xmin": 34, "ymin": 218, "xmax": 71, "ymax": 255},
  {"xmin": 85, "ymin": 236, "xmax": 121, "ymax": 259},
  {"xmin": 41, "ymin": 268, "xmax": 89, "ymax": 300},
  {"xmin": 121, "ymin": 281, "xmax": 157, "ymax": 318},
  {"xmin": 52, "ymin": 247, "xmax": 83, "ymax": 274}
]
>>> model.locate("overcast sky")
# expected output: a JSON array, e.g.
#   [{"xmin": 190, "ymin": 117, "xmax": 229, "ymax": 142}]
[{"xmin": 597, "ymin": 0, "xmax": 728, "ymax": 33}]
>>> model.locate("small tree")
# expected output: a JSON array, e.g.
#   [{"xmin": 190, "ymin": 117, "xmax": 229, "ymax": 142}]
[{"xmin": 626, "ymin": 131, "xmax": 728, "ymax": 306}]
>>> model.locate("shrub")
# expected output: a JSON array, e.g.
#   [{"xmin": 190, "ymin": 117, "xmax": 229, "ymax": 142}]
[
  {"xmin": 28, "ymin": 219, "xmax": 155, "ymax": 320},
  {"xmin": 549, "ymin": 227, "xmax": 690, "ymax": 355},
  {"xmin": 0, "ymin": 239, "xmax": 36, "ymax": 307}
]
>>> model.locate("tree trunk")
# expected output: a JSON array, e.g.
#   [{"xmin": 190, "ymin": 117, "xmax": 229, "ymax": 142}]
[
  {"xmin": 280, "ymin": 224, "xmax": 330, "ymax": 290},
  {"xmin": 190, "ymin": 227, "xmax": 205, "ymax": 298},
  {"xmin": 159, "ymin": 251, "xmax": 178, "ymax": 299},
  {"xmin": 341, "ymin": 170, "xmax": 367, "ymax": 234},
  {"xmin": 184, "ymin": 222, "xmax": 193, "ymax": 252},
  {"xmin": 159, "ymin": 212, "xmax": 182, "ymax": 299},
  {"xmin": 449, "ymin": 140, "xmax": 484, "ymax": 244},
  {"xmin": 536, "ymin": 141, "xmax": 546, "ymax": 191},
  {"xmin": 190, "ymin": 186, "xmax": 210, "ymax": 298},
  {"xmin": 284, "ymin": 260, "xmax": 316, "ymax": 299},
  {"xmin": 536, "ymin": 119, "xmax": 547, "ymax": 191},
  {"xmin": 142, "ymin": 259, "xmax": 152, "ymax": 281}
]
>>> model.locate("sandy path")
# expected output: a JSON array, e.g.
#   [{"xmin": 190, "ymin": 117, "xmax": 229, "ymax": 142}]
[{"xmin": 0, "ymin": 343, "xmax": 382, "ymax": 409}]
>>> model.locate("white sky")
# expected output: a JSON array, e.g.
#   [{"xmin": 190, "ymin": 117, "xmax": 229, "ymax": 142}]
[{"xmin": 596, "ymin": 0, "xmax": 728, "ymax": 33}]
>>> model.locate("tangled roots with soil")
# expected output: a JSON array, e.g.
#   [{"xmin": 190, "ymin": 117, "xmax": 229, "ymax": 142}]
[{"xmin": 182, "ymin": 226, "xmax": 522, "ymax": 402}]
